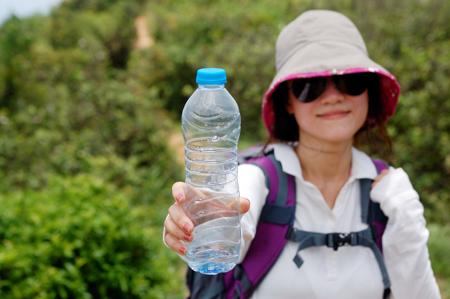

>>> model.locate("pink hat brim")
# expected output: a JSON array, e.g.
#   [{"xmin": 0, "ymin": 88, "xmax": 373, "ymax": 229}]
[{"xmin": 262, "ymin": 67, "xmax": 400, "ymax": 136}]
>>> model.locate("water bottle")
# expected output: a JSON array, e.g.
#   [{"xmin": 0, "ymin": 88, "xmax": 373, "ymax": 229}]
[{"xmin": 181, "ymin": 68, "xmax": 241, "ymax": 275}]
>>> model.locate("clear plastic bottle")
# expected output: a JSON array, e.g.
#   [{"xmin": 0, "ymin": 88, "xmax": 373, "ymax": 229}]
[{"xmin": 181, "ymin": 68, "xmax": 241, "ymax": 275}]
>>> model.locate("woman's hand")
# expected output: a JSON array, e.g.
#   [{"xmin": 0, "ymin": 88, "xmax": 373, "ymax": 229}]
[{"xmin": 163, "ymin": 182, "xmax": 250, "ymax": 256}]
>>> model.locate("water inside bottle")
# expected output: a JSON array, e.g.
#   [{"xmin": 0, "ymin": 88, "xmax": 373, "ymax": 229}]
[
  {"xmin": 184, "ymin": 137, "xmax": 238, "ymax": 192},
  {"xmin": 185, "ymin": 216, "xmax": 240, "ymax": 275},
  {"xmin": 182, "ymin": 190, "xmax": 241, "ymax": 274}
]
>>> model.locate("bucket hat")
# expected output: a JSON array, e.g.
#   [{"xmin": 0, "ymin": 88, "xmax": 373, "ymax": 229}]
[{"xmin": 262, "ymin": 10, "xmax": 400, "ymax": 136}]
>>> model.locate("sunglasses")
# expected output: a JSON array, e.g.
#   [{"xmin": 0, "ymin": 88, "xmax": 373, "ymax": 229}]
[{"xmin": 290, "ymin": 73, "xmax": 374, "ymax": 103}]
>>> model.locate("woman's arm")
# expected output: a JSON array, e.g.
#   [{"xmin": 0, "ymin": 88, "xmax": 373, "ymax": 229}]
[{"xmin": 371, "ymin": 168, "xmax": 441, "ymax": 299}]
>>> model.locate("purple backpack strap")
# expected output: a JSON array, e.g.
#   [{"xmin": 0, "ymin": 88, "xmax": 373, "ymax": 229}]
[
  {"xmin": 372, "ymin": 159, "xmax": 389, "ymax": 175},
  {"xmin": 368, "ymin": 159, "xmax": 389, "ymax": 252},
  {"xmin": 224, "ymin": 152, "xmax": 296, "ymax": 299},
  {"xmin": 363, "ymin": 158, "xmax": 391, "ymax": 299}
]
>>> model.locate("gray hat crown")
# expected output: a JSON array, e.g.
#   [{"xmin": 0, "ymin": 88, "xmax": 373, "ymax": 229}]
[{"xmin": 276, "ymin": 10, "xmax": 368, "ymax": 71}]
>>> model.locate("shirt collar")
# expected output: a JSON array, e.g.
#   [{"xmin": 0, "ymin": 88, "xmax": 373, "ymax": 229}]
[
  {"xmin": 349, "ymin": 147, "xmax": 378, "ymax": 180},
  {"xmin": 267, "ymin": 143, "xmax": 378, "ymax": 181}
]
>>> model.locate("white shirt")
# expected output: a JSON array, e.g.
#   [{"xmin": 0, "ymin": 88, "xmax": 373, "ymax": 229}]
[{"xmin": 238, "ymin": 143, "xmax": 441, "ymax": 299}]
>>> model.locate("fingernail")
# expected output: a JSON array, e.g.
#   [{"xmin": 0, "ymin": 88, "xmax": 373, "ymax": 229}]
[
  {"xmin": 183, "ymin": 223, "xmax": 193, "ymax": 233},
  {"xmin": 176, "ymin": 192, "xmax": 184, "ymax": 202},
  {"xmin": 179, "ymin": 246, "xmax": 186, "ymax": 255},
  {"xmin": 184, "ymin": 234, "xmax": 193, "ymax": 242}
]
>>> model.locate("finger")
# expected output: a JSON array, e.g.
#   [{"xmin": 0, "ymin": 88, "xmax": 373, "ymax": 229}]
[
  {"xmin": 172, "ymin": 182, "xmax": 187, "ymax": 204},
  {"xmin": 168, "ymin": 204, "xmax": 194, "ymax": 234},
  {"xmin": 172, "ymin": 182, "xmax": 206, "ymax": 204},
  {"xmin": 164, "ymin": 232, "xmax": 187, "ymax": 255},
  {"xmin": 376, "ymin": 169, "xmax": 389, "ymax": 181},
  {"xmin": 164, "ymin": 214, "xmax": 193, "ymax": 242},
  {"xmin": 380, "ymin": 169, "xmax": 389, "ymax": 175},
  {"xmin": 240, "ymin": 197, "xmax": 250, "ymax": 214},
  {"xmin": 222, "ymin": 197, "xmax": 249, "ymax": 216}
]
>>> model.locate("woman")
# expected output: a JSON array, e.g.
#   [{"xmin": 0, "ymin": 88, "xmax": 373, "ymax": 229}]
[{"xmin": 163, "ymin": 10, "xmax": 441, "ymax": 299}]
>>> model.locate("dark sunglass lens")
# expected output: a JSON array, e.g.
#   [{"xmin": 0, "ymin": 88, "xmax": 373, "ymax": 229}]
[
  {"xmin": 291, "ymin": 79, "xmax": 307, "ymax": 100},
  {"xmin": 306, "ymin": 77, "xmax": 327, "ymax": 102},
  {"xmin": 336, "ymin": 73, "xmax": 371, "ymax": 96},
  {"xmin": 292, "ymin": 77, "xmax": 326, "ymax": 103}
]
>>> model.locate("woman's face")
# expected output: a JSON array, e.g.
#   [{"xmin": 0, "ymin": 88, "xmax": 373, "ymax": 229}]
[{"xmin": 287, "ymin": 78, "xmax": 369, "ymax": 145}]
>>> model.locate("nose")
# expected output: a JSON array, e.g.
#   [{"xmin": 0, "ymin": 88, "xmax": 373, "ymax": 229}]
[{"xmin": 319, "ymin": 78, "xmax": 344, "ymax": 104}]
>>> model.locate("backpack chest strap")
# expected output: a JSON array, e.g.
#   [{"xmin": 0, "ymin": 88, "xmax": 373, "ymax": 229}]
[
  {"xmin": 286, "ymin": 227, "xmax": 373, "ymax": 267},
  {"xmin": 286, "ymin": 226, "xmax": 391, "ymax": 297}
]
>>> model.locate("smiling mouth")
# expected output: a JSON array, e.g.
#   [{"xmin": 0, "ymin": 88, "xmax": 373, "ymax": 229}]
[{"xmin": 317, "ymin": 111, "xmax": 351, "ymax": 119}]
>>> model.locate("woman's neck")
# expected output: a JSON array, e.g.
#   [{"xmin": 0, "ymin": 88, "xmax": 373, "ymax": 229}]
[
  {"xmin": 296, "ymin": 138, "xmax": 353, "ymax": 183},
  {"xmin": 295, "ymin": 138, "xmax": 353, "ymax": 209}
]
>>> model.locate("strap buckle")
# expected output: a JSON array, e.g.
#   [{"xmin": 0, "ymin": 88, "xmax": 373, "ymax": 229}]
[
  {"xmin": 285, "ymin": 226, "xmax": 295, "ymax": 240},
  {"xmin": 326, "ymin": 233, "xmax": 356, "ymax": 251}
]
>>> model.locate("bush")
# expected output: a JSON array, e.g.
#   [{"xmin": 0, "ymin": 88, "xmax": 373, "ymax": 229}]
[
  {"xmin": 0, "ymin": 75, "xmax": 179, "ymax": 193},
  {"xmin": 429, "ymin": 224, "xmax": 450, "ymax": 298},
  {"xmin": 0, "ymin": 175, "xmax": 184, "ymax": 299}
]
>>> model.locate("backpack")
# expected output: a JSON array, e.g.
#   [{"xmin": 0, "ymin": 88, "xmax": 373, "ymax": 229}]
[{"xmin": 186, "ymin": 148, "xmax": 391, "ymax": 299}]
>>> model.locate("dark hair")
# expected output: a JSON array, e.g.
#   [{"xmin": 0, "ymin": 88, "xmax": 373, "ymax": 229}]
[{"xmin": 268, "ymin": 75, "xmax": 392, "ymax": 156}]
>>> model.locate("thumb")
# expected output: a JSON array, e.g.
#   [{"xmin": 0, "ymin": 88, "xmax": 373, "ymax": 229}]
[{"xmin": 240, "ymin": 197, "xmax": 250, "ymax": 214}]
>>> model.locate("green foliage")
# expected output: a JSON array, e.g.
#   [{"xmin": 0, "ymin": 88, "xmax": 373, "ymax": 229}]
[
  {"xmin": 49, "ymin": 3, "xmax": 137, "ymax": 69},
  {"xmin": 0, "ymin": 2, "xmax": 184, "ymax": 295},
  {"xmin": 429, "ymin": 224, "xmax": 450, "ymax": 298},
  {"xmin": 0, "ymin": 175, "xmax": 184, "ymax": 299},
  {"xmin": 0, "ymin": 16, "xmax": 50, "ymax": 110},
  {"xmin": 0, "ymin": 75, "xmax": 179, "ymax": 193},
  {"xmin": 61, "ymin": 0, "xmax": 145, "ymax": 13}
]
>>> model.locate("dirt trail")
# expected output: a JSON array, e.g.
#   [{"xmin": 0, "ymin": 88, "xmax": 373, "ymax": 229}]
[
  {"xmin": 168, "ymin": 130, "xmax": 185, "ymax": 166},
  {"xmin": 134, "ymin": 15, "xmax": 185, "ymax": 165},
  {"xmin": 134, "ymin": 16, "xmax": 154, "ymax": 49}
]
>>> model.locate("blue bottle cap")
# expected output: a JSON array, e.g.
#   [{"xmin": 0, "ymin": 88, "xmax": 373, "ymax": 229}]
[{"xmin": 196, "ymin": 68, "xmax": 227, "ymax": 85}]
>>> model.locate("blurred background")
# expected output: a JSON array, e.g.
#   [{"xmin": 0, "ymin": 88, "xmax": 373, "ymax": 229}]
[{"xmin": 0, "ymin": 0, "xmax": 448, "ymax": 298}]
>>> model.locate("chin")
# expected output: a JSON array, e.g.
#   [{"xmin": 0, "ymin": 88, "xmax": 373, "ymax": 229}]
[{"xmin": 313, "ymin": 130, "xmax": 356, "ymax": 144}]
